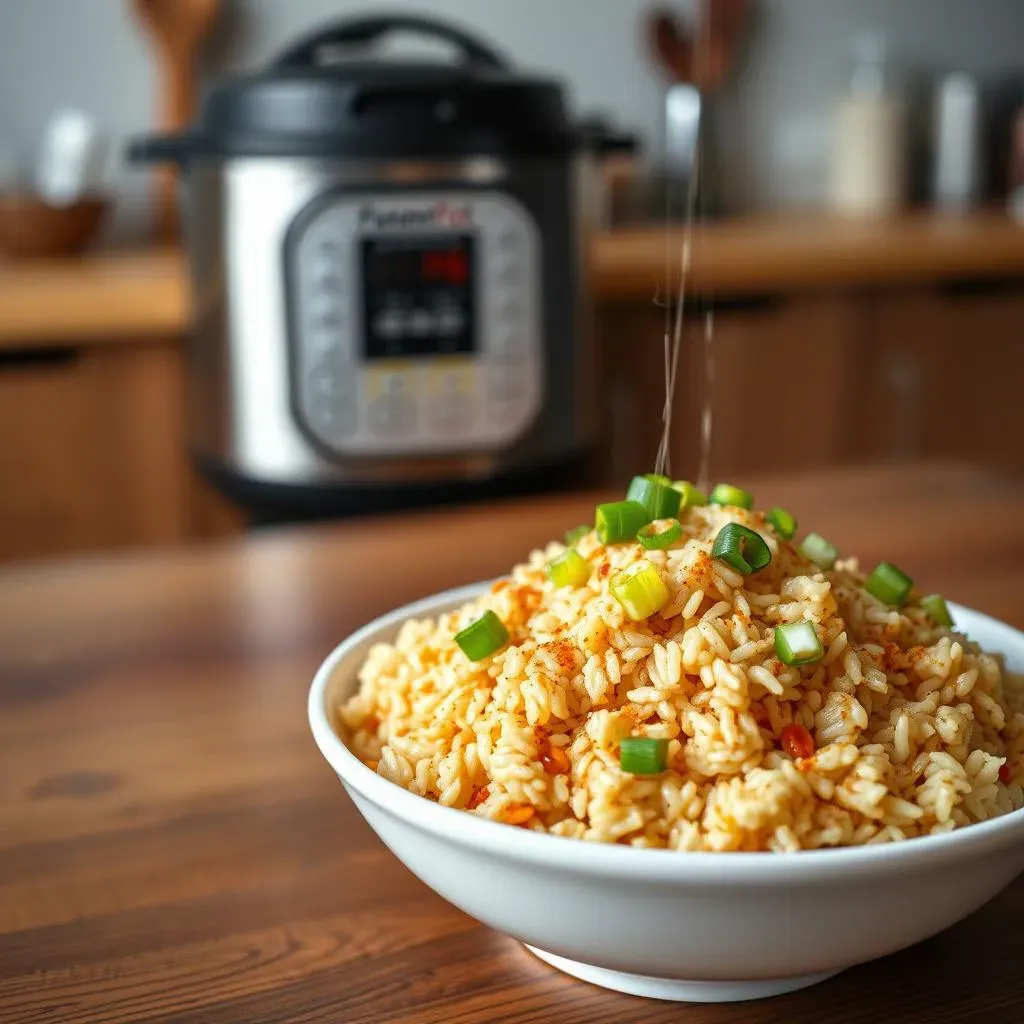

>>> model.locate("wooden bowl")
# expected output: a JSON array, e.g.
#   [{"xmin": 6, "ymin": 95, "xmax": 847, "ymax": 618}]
[{"xmin": 0, "ymin": 195, "xmax": 110, "ymax": 259}]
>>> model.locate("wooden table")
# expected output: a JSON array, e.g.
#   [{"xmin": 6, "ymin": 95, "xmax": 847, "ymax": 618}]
[{"xmin": 3, "ymin": 463, "xmax": 1024, "ymax": 1024}]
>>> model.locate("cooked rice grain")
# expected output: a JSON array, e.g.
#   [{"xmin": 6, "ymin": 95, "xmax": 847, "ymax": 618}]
[{"xmin": 338, "ymin": 503, "xmax": 1024, "ymax": 851}]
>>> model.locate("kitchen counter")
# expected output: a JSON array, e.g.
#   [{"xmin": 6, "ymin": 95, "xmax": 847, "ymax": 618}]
[
  {"xmin": 2, "ymin": 213, "xmax": 1024, "ymax": 348},
  {"xmin": 3, "ymin": 462, "xmax": 1024, "ymax": 1023}
]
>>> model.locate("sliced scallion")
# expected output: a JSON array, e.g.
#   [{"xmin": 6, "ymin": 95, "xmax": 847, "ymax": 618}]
[
  {"xmin": 866, "ymin": 562, "xmax": 913, "ymax": 606},
  {"xmin": 627, "ymin": 475, "xmax": 682, "ymax": 521},
  {"xmin": 644, "ymin": 473, "xmax": 672, "ymax": 486},
  {"xmin": 610, "ymin": 560, "xmax": 670, "ymax": 620},
  {"xmin": 595, "ymin": 500, "xmax": 650, "ymax": 545},
  {"xmin": 672, "ymin": 480, "xmax": 707, "ymax": 508},
  {"xmin": 921, "ymin": 593, "xmax": 954, "ymax": 628},
  {"xmin": 619, "ymin": 737, "xmax": 669, "ymax": 775},
  {"xmin": 766, "ymin": 506, "xmax": 797, "ymax": 540},
  {"xmin": 774, "ymin": 621, "xmax": 824, "ymax": 666},
  {"xmin": 455, "ymin": 611, "xmax": 509, "ymax": 661},
  {"xmin": 711, "ymin": 523, "xmax": 772, "ymax": 574},
  {"xmin": 709, "ymin": 483, "xmax": 754, "ymax": 510},
  {"xmin": 800, "ymin": 533, "xmax": 838, "ymax": 570},
  {"xmin": 637, "ymin": 519, "xmax": 682, "ymax": 550},
  {"xmin": 547, "ymin": 548, "xmax": 592, "ymax": 589},
  {"xmin": 564, "ymin": 524, "xmax": 589, "ymax": 546}
]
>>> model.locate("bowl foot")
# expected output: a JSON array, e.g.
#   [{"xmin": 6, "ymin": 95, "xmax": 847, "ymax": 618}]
[{"xmin": 525, "ymin": 945, "xmax": 841, "ymax": 1003}]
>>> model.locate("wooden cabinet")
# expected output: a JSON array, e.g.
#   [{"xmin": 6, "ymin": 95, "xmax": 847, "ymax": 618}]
[
  {"xmin": 849, "ymin": 285, "xmax": 1024, "ymax": 472},
  {"xmin": 596, "ymin": 283, "xmax": 1024, "ymax": 484},
  {"xmin": 0, "ymin": 341, "xmax": 240, "ymax": 563}
]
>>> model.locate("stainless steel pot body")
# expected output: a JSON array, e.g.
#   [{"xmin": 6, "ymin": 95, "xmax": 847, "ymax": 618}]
[{"xmin": 182, "ymin": 153, "xmax": 598, "ymax": 489}]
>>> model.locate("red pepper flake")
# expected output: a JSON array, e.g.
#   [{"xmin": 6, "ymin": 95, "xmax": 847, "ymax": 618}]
[
  {"xmin": 468, "ymin": 786, "xmax": 490, "ymax": 809},
  {"xmin": 781, "ymin": 724, "xmax": 815, "ymax": 760},
  {"xmin": 1000, "ymin": 763, "xmax": 1013, "ymax": 784},
  {"xmin": 503, "ymin": 803, "xmax": 536, "ymax": 826},
  {"xmin": 598, "ymin": 563, "xmax": 611, "ymax": 579}
]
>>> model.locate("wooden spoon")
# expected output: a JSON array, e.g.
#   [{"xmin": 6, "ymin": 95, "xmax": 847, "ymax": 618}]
[{"xmin": 130, "ymin": 0, "xmax": 221, "ymax": 242}]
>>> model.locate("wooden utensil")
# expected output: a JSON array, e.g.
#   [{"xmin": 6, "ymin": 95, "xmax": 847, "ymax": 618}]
[{"xmin": 130, "ymin": 0, "xmax": 221, "ymax": 243}]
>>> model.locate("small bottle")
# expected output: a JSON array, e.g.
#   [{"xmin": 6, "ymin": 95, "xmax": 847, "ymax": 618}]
[
  {"xmin": 931, "ymin": 73, "xmax": 984, "ymax": 212},
  {"xmin": 829, "ymin": 33, "xmax": 906, "ymax": 217}
]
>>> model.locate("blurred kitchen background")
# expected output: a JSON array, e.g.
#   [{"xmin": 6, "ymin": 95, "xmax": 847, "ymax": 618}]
[{"xmin": 1, "ymin": 0, "xmax": 1023, "ymax": 562}]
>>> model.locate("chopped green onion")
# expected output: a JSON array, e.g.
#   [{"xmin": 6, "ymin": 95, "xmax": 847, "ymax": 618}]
[
  {"xmin": 610, "ymin": 560, "xmax": 670, "ymax": 620},
  {"xmin": 774, "ymin": 621, "xmax": 824, "ymax": 666},
  {"xmin": 547, "ymin": 548, "xmax": 592, "ymax": 589},
  {"xmin": 866, "ymin": 562, "xmax": 913, "ymax": 606},
  {"xmin": 564, "ymin": 524, "xmax": 589, "ymax": 546},
  {"xmin": 455, "ymin": 611, "xmax": 509, "ymax": 661},
  {"xmin": 921, "ymin": 593, "xmax": 954, "ymax": 628},
  {"xmin": 644, "ymin": 473, "xmax": 672, "ymax": 486},
  {"xmin": 627, "ymin": 475, "xmax": 682, "ymax": 520},
  {"xmin": 595, "ymin": 500, "xmax": 650, "ymax": 544},
  {"xmin": 711, "ymin": 523, "xmax": 772, "ymax": 574},
  {"xmin": 638, "ymin": 519, "xmax": 682, "ymax": 550},
  {"xmin": 709, "ymin": 483, "xmax": 754, "ymax": 510},
  {"xmin": 766, "ymin": 506, "xmax": 797, "ymax": 540},
  {"xmin": 672, "ymin": 480, "xmax": 707, "ymax": 508},
  {"xmin": 800, "ymin": 533, "xmax": 838, "ymax": 570},
  {"xmin": 619, "ymin": 736, "xmax": 669, "ymax": 775}
]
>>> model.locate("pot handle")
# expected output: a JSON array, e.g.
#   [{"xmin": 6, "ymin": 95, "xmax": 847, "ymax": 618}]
[
  {"xmin": 271, "ymin": 14, "xmax": 509, "ymax": 71},
  {"xmin": 127, "ymin": 132, "xmax": 193, "ymax": 165}
]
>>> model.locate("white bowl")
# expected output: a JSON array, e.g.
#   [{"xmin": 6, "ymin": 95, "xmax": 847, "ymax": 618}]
[{"xmin": 308, "ymin": 584, "xmax": 1024, "ymax": 1003}]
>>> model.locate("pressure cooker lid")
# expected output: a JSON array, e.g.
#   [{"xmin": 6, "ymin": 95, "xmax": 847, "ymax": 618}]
[{"xmin": 158, "ymin": 15, "xmax": 581, "ymax": 160}]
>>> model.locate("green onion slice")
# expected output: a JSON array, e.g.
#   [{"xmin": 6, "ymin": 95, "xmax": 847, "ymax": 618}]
[
  {"xmin": 627, "ymin": 475, "xmax": 682, "ymax": 521},
  {"xmin": 921, "ymin": 593, "xmax": 954, "ymax": 628},
  {"xmin": 774, "ymin": 621, "xmax": 824, "ymax": 666},
  {"xmin": 638, "ymin": 519, "xmax": 682, "ymax": 550},
  {"xmin": 619, "ymin": 736, "xmax": 669, "ymax": 775},
  {"xmin": 866, "ymin": 562, "xmax": 913, "ymax": 606},
  {"xmin": 595, "ymin": 500, "xmax": 650, "ymax": 544},
  {"xmin": 711, "ymin": 523, "xmax": 772, "ymax": 575},
  {"xmin": 709, "ymin": 483, "xmax": 754, "ymax": 510},
  {"xmin": 564, "ymin": 524, "xmax": 590, "ymax": 546},
  {"xmin": 766, "ymin": 506, "xmax": 797, "ymax": 540},
  {"xmin": 455, "ymin": 611, "xmax": 509, "ymax": 661},
  {"xmin": 672, "ymin": 480, "xmax": 707, "ymax": 508},
  {"xmin": 800, "ymin": 533, "xmax": 838, "ymax": 570},
  {"xmin": 610, "ymin": 560, "xmax": 670, "ymax": 620},
  {"xmin": 547, "ymin": 548, "xmax": 592, "ymax": 589},
  {"xmin": 644, "ymin": 473, "xmax": 672, "ymax": 486}
]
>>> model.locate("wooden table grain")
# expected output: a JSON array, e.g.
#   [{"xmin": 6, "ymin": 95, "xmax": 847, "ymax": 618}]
[{"xmin": 3, "ymin": 463, "xmax": 1024, "ymax": 1024}]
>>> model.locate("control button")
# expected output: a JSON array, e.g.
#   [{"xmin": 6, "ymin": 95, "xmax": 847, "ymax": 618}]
[
  {"xmin": 497, "ymin": 261, "xmax": 522, "ymax": 288},
  {"xmin": 436, "ymin": 308, "xmax": 465, "ymax": 337},
  {"xmin": 409, "ymin": 309, "xmax": 435, "ymax": 337},
  {"xmin": 428, "ymin": 361, "xmax": 475, "ymax": 399},
  {"xmin": 487, "ymin": 361, "xmax": 528, "ymax": 403},
  {"xmin": 307, "ymin": 378, "xmax": 358, "ymax": 439},
  {"xmin": 428, "ymin": 393, "xmax": 475, "ymax": 432},
  {"xmin": 367, "ymin": 365, "xmax": 416, "ymax": 402},
  {"xmin": 499, "ymin": 299, "xmax": 525, "ymax": 322},
  {"xmin": 368, "ymin": 396, "xmax": 415, "ymax": 436},
  {"xmin": 373, "ymin": 309, "xmax": 404, "ymax": 340},
  {"xmin": 313, "ymin": 306, "xmax": 343, "ymax": 332},
  {"xmin": 492, "ymin": 329, "xmax": 525, "ymax": 356}
]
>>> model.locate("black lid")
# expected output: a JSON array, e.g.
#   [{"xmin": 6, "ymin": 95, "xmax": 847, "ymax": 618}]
[{"xmin": 132, "ymin": 14, "xmax": 581, "ymax": 163}]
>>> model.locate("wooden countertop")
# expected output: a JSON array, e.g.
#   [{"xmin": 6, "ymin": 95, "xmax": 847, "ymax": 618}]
[
  {"xmin": 3, "ymin": 462, "xmax": 1024, "ymax": 1023},
  {"xmin": 2, "ymin": 213, "xmax": 1024, "ymax": 348},
  {"xmin": 595, "ymin": 210, "xmax": 1024, "ymax": 300}
]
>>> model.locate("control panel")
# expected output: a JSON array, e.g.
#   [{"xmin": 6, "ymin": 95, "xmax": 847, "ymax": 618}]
[{"xmin": 287, "ymin": 192, "xmax": 543, "ymax": 457}]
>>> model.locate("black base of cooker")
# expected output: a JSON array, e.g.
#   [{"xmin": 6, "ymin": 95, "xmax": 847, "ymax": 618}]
[{"xmin": 197, "ymin": 449, "xmax": 600, "ymax": 528}]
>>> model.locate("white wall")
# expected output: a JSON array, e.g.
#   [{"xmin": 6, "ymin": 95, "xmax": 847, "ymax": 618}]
[{"xmin": 0, "ymin": 0, "xmax": 1022, "ymax": 243}]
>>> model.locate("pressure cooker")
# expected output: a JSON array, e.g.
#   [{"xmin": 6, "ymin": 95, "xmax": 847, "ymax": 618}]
[{"xmin": 130, "ymin": 14, "xmax": 630, "ymax": 521}]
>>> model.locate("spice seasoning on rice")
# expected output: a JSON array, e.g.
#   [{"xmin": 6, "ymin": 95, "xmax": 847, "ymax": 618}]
[{"xmin": 339, "ymin": 495, "xmax": 1024, "ymax": 853}]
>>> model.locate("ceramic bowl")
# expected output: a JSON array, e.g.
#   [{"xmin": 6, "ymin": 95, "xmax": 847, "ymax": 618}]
[{"xmin": 308, "ymin": 583, "xmax": 1024, "ymax": 1003}]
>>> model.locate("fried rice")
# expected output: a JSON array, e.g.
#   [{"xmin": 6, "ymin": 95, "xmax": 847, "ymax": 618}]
[{"xmin": 338, "ymin": 500, "xmax": 1024, "ymax": 852}]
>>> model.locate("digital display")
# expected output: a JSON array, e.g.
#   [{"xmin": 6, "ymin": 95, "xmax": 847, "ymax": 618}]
[{"xmin": 362, "ymin": 235, "xmax": 476, "ymax": 361}]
